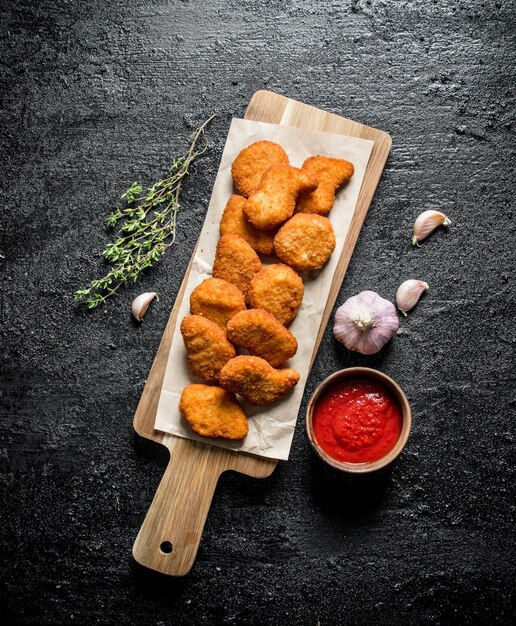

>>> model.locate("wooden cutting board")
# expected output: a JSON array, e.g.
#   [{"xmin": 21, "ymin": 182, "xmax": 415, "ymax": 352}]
[{"xmin": 132, "ymin": 90, "xmax": 392, "ymax": 576}]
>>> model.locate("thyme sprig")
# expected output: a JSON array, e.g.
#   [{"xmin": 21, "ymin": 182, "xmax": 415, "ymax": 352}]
[{"xmin": 74, "ymin": 115, "xmax": 215, "ymax": 309}]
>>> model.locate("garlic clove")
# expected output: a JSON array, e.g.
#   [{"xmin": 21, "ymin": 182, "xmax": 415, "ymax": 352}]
[
  {"xmin": 412, "ymin": 210, "xmax": 451, "ymax": 246},
  {"xmin": 132, "ymin": 292, "xmax": 158, "ymax": 321},
  {"xmin": 396, "ymin": 280, "xmax": 429, "ymax": 315}
]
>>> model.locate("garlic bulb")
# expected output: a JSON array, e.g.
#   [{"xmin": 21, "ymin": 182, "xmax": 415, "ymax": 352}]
[
  {"xmin": 412, "ymin": 210, "xmax": 451, "ymax": 246},
  {"xmin": 396, "ymin": 280, "xmax": 429, "ymax": 315},
  {"xmin": 131, "ymin": 292, "xmax": 158, "ymax": 321},
  {"xmin": 333, "ymin": 291, "xmax": 399, "ymax": 355}
]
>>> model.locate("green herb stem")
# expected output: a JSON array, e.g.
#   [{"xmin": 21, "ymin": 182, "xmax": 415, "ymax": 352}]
[{"xmin": 74, "ymin": 115, "xmax": 215, "ymax": 309}]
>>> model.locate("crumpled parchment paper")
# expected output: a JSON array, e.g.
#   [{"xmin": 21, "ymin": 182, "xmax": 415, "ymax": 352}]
[{"xmin": 154, "ymin": 118, "xmax": 374, "ymax": 460}]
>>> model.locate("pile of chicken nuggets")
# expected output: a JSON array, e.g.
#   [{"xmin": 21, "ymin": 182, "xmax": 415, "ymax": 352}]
[{"xmin": 179, "ymin": 140, "xmax": 354, "ymax": 441}]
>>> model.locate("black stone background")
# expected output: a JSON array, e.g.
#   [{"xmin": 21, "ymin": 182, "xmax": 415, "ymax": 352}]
[{"xmin": 1, "ymin": 0, "xmax": 515, "ymax": 624}]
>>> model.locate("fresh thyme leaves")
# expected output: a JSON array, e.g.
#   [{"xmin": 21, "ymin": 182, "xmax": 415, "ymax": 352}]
[{"xmin": 74, "ymin": 115, "xmax": 215, "ymax": 309}]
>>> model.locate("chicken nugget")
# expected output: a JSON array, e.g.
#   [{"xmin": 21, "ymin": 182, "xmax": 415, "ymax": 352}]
[
  {"xmin": 231, "ymin": 140, "xmax": 289, "ymax": 197},
  {"xmin": 297, "ymin": 156, "xmax": 355, "ymax": 215},
  {"xmin": 249, "ymin": 263, "xmax": 305, "ymax": 326},
  {"xmin": 243, "ymin": 164, "xmax": 317, "ymax": 231},
  {"xmin": 248, "ymin": 264, "xmax": 304, "ymax": 326},
  {"xmin": 227, "ymin": 309, "xmax": 298, "ymax": 367},
  {"xmin": 219, "ymin": 356, "xmax": 300, "ymax": 405},
  {"xmin": 212, "ymin": 234, "xmax": 262, "ymax": 302},
  {"xmin": 181, "ymin": 315, "xmax": 236, "ymax": 382},
  {"xmin": 179, "ymin": 384, "xmax": 248, "ymax": 440},
  {"xmin": 190, "ymin": 277, "xmax": 246, "ymax": 330},
  {"xmin": 274, "ymin": 214, "xmax": 336, "ymax": 272},
  {"xmin": 220, "ymin": 194, "xmax": 277, "ymax": 255}
]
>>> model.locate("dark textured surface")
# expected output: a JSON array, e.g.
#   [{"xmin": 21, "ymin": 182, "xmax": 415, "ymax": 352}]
[{"xmin": 1, "ymin": 0, "xmax": 515, "ymax": 624}]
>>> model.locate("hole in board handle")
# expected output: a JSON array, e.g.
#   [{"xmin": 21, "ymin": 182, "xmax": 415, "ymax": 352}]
[{"xmin": 160, "ymin": 541, "xmax": 173, "ymax": 555}]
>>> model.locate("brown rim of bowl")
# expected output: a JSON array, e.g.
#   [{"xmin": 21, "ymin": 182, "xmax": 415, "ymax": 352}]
[{"xmin": 305, "ymin": 367, "xmax": 412, "ymax": 474}]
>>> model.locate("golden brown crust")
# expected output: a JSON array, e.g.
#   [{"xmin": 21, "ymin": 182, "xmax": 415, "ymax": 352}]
[
  {"xmin": 274, "ymin": 213, "xmax": 336, "ymax": 272},
  {"xmin": 190, "ymin": 277, "xmax": 246, "ymax": 330},
  {"xmin": 296, "ymin": 156, "xmax": 355, "ymax": 215},
  {"xmin": 231, "ymin": 140, "xmax": 289, "ymax": 197},
  {"xmin": 226, "ymin": 309, "xmax": 298, "ymax": 367},
  {"xmin": 243, "ymin": 164, "xmax": 317, "ymax": 231},
  {"xmin": 218, "ymin": 356, "xmax": 300, "ymax": 405},
  {"xmin": 180, "ymin": 315, "xmax": 236, "ymax": 382},
  {"xmin": 248, "ymin": 264, "xmax": 304, "ymax": 326},
  {"xmin": 179, "ymin": 384, "xmax": 248, "ymax": 440},
  {"xmin": 220, "ymin": 194, "xmax": 277, "ymax": 256},
  {"xmin": 212, "ymin": 234, "xmax": 262, "ymax": 302}
]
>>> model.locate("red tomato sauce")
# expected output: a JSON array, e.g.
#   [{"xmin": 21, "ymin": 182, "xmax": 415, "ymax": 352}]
[{"xmin": 312, "ymin": 378, "xmax": 403, "ymax": 464}]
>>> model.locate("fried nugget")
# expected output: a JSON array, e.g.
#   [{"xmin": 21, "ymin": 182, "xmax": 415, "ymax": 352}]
[
  {"xmin": 212, "ymin": 234, "xmax": 262, "ymax": 302},
  {"xmin": 274, "ymin": 214, "xmax": 336, "ymax": 272},
  {"xmin": 220, "ymin": 194, "xmax": 277, "ymax": 255},
  {"xmin": 296, "ymin": 156, "xmax": 355, "ymax": 215},
  {"xmin": 227, "ymin": 309, "xmax": 298, "ymax": 367},
  {"xmin": 231, "ymin": 140, "xmax": 289, "ymax": 197},
  {"xmin": 243, "ymin": 164, "xmax": 317, "ymax": 231},
  {"xmin": 190, "ymin": 277, "xmax": 246, "ymax": 330},
  {"xmin": 219, "ymin": 356, "xmax": 300, "ymax": 405},
  {"xmin": 180, "ymin": 315, "xmax": 236, "ymax": 382},
  {"xmin": 248, "ymin": 264, "xmax": 304, "ymax": 326},
  {"xmin": 179, "ymin": 384, "xmax": 248, "ymax": 440}
]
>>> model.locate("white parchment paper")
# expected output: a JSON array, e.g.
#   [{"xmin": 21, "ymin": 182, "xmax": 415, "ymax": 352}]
[{"xmin": 154, "ymin": 118, "xmax": 374, "ymax": 460}]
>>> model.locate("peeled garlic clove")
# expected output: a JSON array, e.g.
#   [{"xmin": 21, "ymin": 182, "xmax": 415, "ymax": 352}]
[
  {"xmin": 412, "ymin": 210, "xmax": 451, "ymax": 246},
  {"xmin": 396, "ymin": 280, "xmax": 429, "ymax": 315},
  {"xmin": 131, "ymin": 292, "xmax": 158, "ymax": 321}
]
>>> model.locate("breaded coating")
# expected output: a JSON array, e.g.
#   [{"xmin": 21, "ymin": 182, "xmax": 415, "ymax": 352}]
[
  {"xmin": 231, "ymin": 140, "xmax": 289, "ymax": 197},
  {"xmin": 297, "ymin": 156, "xmax": 355, "ymax": 215},
  {"xmin": 220, "ymin": 194, "xmax": 277, "ymax": 256},
  {"xmin": 274, "ymin": 214, "xmax": 336, "ymax": 272},
  {"xmin": 219, "ymin": 356, "xmax": 300, "ymax": 405},
  {"xmin": 227, "ymin": 309, "xmax": 298, "ymax": 367},
  {"xmin": 179, "ymin": 384, "xmax": 248, "ymax": 440},
  {"xmin": 243, "ymin": 164, "xmax": 317, "ymax": 231},
  {"xmin": 190, "ymin": 277, "xmax": 246, "ymax": 330},
  {"xmin": 180, "ymin": 315, "xmax": 236, "ymax": 382},
  {"xmin": 212, "ymin": 234, "xmax": 262, "ymax": 302},
  {"xmin": 248, "ymin": 264, "xmax": 304, "ymax": 326}
]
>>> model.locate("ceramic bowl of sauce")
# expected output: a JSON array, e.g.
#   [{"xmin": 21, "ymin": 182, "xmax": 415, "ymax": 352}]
[{"xmin": 306, "ymin": 367, "xmax": 411, "ymax": 473}]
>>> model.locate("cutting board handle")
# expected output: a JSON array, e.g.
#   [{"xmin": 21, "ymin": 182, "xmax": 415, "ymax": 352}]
[{"xmin": 132, "ymin": 437, "xmax": 221, "ymax": 576}]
